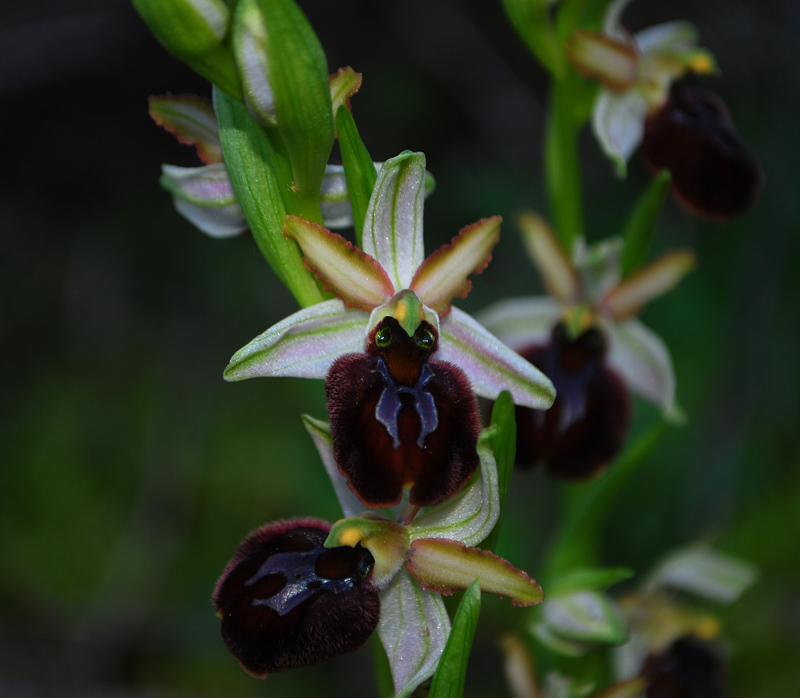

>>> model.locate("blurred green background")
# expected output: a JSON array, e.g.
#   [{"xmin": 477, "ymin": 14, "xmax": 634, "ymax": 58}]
[{"xmin": 1, "ymin": 0, "xmax": 798, "ymax": 696}]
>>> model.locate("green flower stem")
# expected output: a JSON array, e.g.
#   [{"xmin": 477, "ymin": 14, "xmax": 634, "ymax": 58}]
[
  {"xmin": 215, "ymin": 88, "xmax": 325, "ymax": 307},
  {"xmin": 544, "ymin": 78, "xmax": 584, "ymax": 253},
  {"xmin": 542, "ymin": 416, "xmax": 675, "ymax": 586}
]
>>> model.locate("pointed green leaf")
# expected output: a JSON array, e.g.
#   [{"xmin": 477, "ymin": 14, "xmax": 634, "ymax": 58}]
[
  {"xmin": 214, "ymin": 88, "xmax": 325, "ymax": 306},
  {"xmin": 429, "ymin": 580, "xmax": 481, "ymax": 698},
  {"xmin": 481, "ymin": 392, "xmax": 516, "ymax": 553},
  {"xmin": 232, "ymin": 0, "xmax": 334, "ymax": 198},
  {"xmin": 336, "ymin": 105, "xmax": 377, "ymax": 246},
  {"xmin": 133, "ymin": 0, "xmax": 242, "ymax": 99},
  {"xmin": 620, "ymin": 170, "xmax": 672, "ymax": 276}
]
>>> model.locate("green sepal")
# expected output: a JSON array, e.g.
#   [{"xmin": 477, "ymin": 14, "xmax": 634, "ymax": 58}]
[
  {"xmin": 336, "ymin": 105, "xmax": 377, "ymax": 247},
  {"xmin": 539, "ymin": 590, "xmax": 627, "ymax": 647},
  {"xmin": 621, "ymin": 170, "xmax": 672, "ymax": 277},
  {"xmin": 481, "ymin": 391, "xmax": 516, "ymax": 553},
  {"xmin": 214, "ymin": 87, "xmax": 325, "ymax": 307},
  {"xmin": 326, "ymin": 515, "xmax": 410, "ymax": 591},
  {"xmin": 429, "ymin": 580, "xmax": 481, "ymax": 698},
  {"xmin": 133, "ymin": 0, "xmax": 242, "ymax": 99},
  {"xmin": 548, "ymin": 567, "xmax": 634, "ymax": 597},
  {"xmin": 234, "ymin": 0, "xmax": 335, "ymax": 203},
  {"xmin": 501, "ymin": 0, "xmax": 566, "ymax": 80}
]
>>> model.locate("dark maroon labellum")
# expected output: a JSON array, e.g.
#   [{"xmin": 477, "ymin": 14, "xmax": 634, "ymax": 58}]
[
  {"xmin": 212, "ymin": 518, "xmax": 379, "ymax": 678},
  {"xmin": 514, "ymin": 322, "xmax": 630, "ymax": 480},
  {"xmin": 642, "ymin": 636, "xmax": 728, "ymax": 698},
  {"xmin": 326, "ymin": 317, "xmax": 481, "ymax": 508},
  {"xmin": 643, "ymin": 87, "xmax": 763, "ymax": 222}
]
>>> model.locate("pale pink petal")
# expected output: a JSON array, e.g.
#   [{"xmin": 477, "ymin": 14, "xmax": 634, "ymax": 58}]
[
  {"xmin": 284, "ymin": 215, "xmax": 394, "ymax": 311},
  {"xmin": 438, "ymin": 308, "xmax": 556, "ymax": 409},
  {"xmin": 378, "ymin": 571, "xmax": 450, "ymax": 698},
  {"xmin": 410, "ymin": 216, "xmax": 500, "ymax": 316},
  {"xmin": 362, "ymin": 152, "xmax": 426, "ymax": 290},
  {"xmin": 592, "ymin": 90, "xmax": 648, "ymax": 176},
  {"xmin": 608, "ymin": 318, "xmax": 675, "ymax": 409},
  {"xmin": 223, "ymin": 299, "xmax": 368, "ymax": 380},
  {"xmin": 475, "ymin": 296, "xmax": 563, "ymax": 352}
]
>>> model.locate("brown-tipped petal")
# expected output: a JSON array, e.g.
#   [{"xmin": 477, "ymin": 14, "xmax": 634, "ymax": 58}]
[
  {"xmin": 410, "ymin": 216, "xmax": 501, "ymax": 316},
  {"xmin": 329, "ymin": 67, "xmax": 362, "ymax": 117},
  {"xmin": 212, "ymin": 518, "xmax": 380, "ymax": 676},
  {"xmin": 602, "ymin": 250, "xmax": 696, "ymax": 320},
  {"xmin": 284, "ymin": 215, "xmax": 394, "ymax": 311},
  {"xmin": 407, "ymin": 538, "xmax": 543, "ymax": 607},
  {"xmin": 518, "ymin": 212, "xmax": 582, "ymax": 304},
  {"xmin": 643, "ymin": 88, "xmax": 763, "ymax": 222},
  {"xmin": 566, "ymin": 30, "xmax": 639, "ymax": 92},
  {"xmin": 148, "ymin": 94, "xmax": 223, "ymax": 164}
]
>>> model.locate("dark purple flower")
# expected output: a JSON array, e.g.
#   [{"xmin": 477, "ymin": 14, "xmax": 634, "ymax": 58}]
[
  {"xmin": 643, "ymin": 87, "xmax": 763, "ymax": 222},
  {"xmin": 212, "ymin": 518, "xmax": 379, "ymax": 678},
  {"xmin": 642, "ymin": 636, "xmax": 728, "ymax": 698},
  {"xmin": 326, "ymin": 316, "xmax": 481, "ymax": 508},
  {"xmin": 514, "ymin": 322, "xmax": 631, "ymax": 479}
]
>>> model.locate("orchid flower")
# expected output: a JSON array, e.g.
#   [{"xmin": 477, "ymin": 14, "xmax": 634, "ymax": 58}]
[
  {"xmin": 566, "ymin": 0, "xmax": 716, "ymax": 176},
  {"xmin": 213, "ymin": 412, "xmax": 543, "ymax": 696},
  {"xmin": 224, "ymin": 152, "xmax": 555, "ymax": 502},
  {"xmin": 477, "ymin": 212, "xmax": 693, "ymax": 477},
  {"xmin": 149, "ymin": 92, "xmax": 434, "ymax": 238}
]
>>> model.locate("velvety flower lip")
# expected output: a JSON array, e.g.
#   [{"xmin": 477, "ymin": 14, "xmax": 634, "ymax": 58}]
[
  {"xmin": 477, "ymin": 212, "xmax": 694, "ymax": 416},
  {"xmin": 212, "ymin": 517, "xmax": 380, "ymax": 678},
  {"xmin": 566, "ymin": 0, "xmax": 716, "ymax": 175},
  {"xmin": 223, "ymin": 151, "xmax": 556, "ymax": 412}
]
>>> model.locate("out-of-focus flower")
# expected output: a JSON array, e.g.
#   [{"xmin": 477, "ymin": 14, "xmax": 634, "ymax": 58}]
[
  {"xmin": 566, "ymin": 0, "xmax": 716, "ymax": 176},
  {"xmin": 478, "ymin": 212, "xmax": 693, "ymax": 477},
  {"xmin": 613, "ymin": 545, "xmax": 757, "ymax": 683},
  {"xmin": 641, "ymin": 635, "xmax": 728, "ymax": 698},
  {"xmin": 642, "ymin": 87, "xmax": 763, "ymax": 222},
  {"xmin": 148, "ymin": 92, "xmax": 426, "ymax": 238},
  {"xmin": 224, "ymin": 152, "xmax": 555, "ymax": 505}
]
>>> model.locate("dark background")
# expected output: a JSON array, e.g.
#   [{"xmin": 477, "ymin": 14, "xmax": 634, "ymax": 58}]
[{"xmin": 1, "ymin": 1, "xmax": 798, "ymax": 696}]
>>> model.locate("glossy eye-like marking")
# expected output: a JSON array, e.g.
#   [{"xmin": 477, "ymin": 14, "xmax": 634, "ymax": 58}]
[
  {"xmin": 374, "ymin": 325, "xmax": 394, "ymax": 348},
  {"xmin": 326, "ymin": 318, "xmax": 481, "ymax": 508},
  {"xmin": 513, "ymin": 321, "xmax": 630, "ymax": 480},
  {"xmin": 414, "ymin": 325, "xmax": 436, "ymax": 351},
  {"xmin": 213, "ymin": 519, "xmax": 380, "ymax": 678}
]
